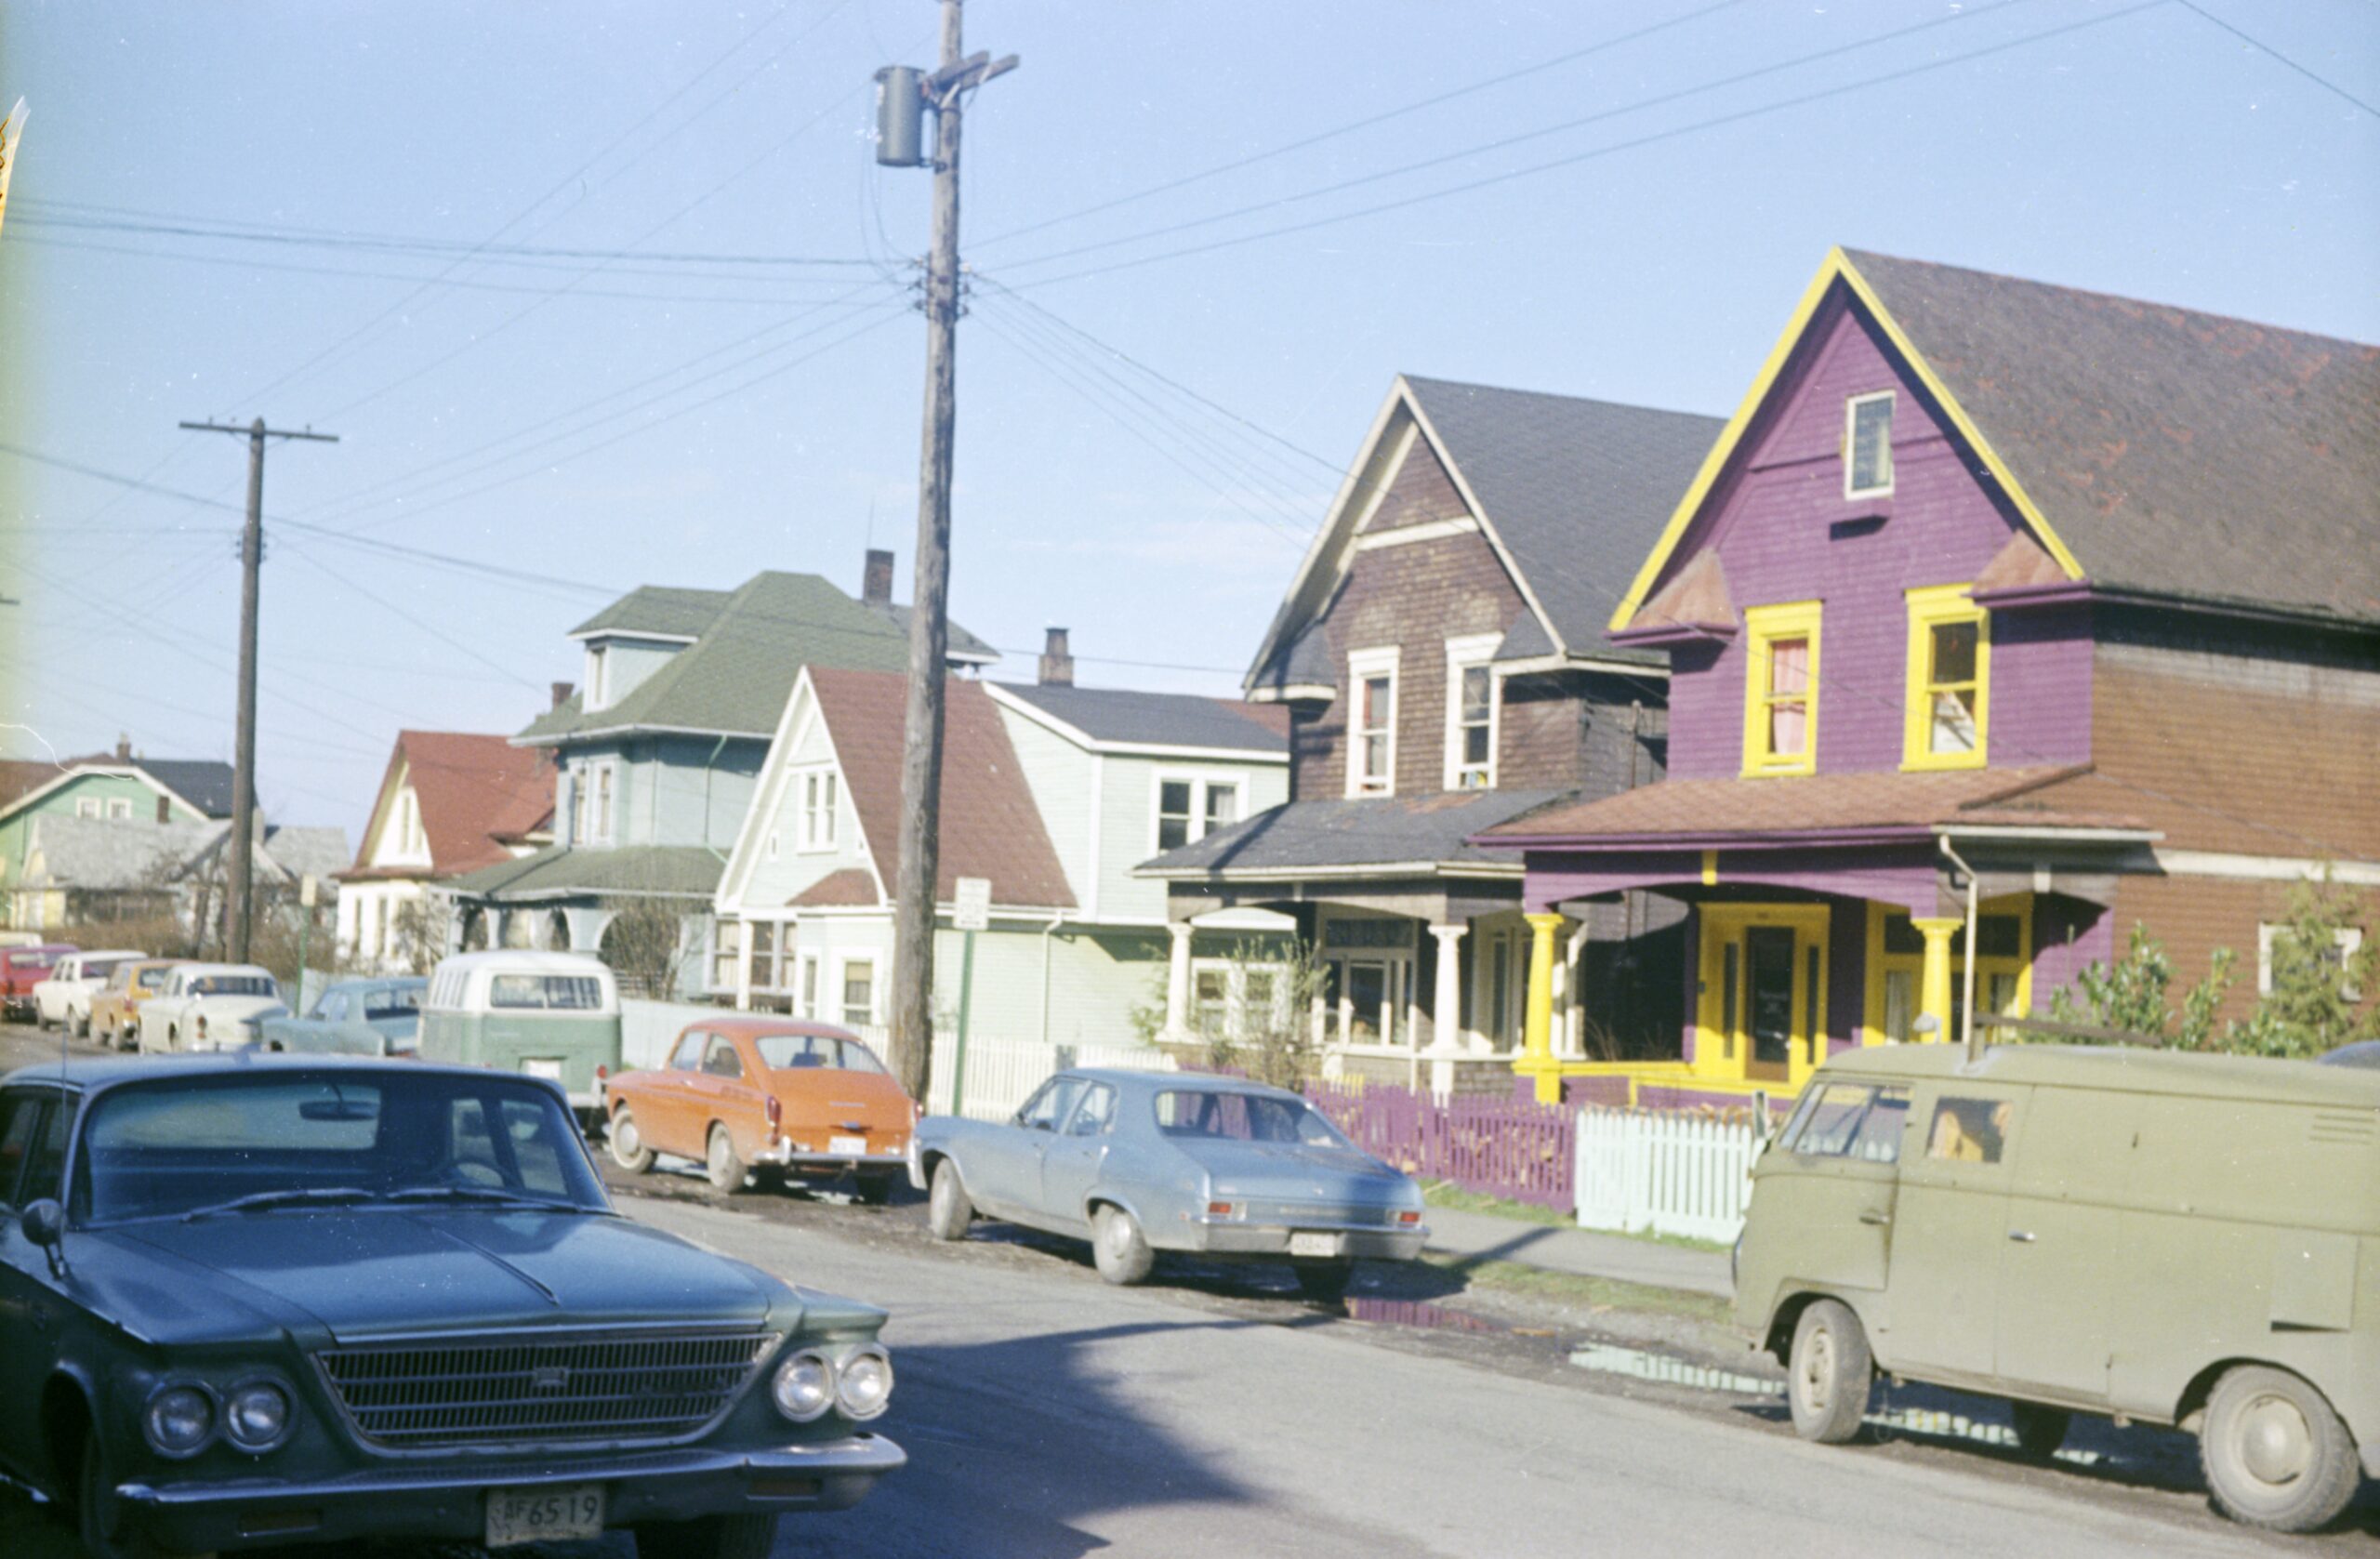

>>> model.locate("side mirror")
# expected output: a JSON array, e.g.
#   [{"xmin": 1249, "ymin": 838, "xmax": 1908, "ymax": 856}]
[{"xmin": 22, "ymin": 1198, "xmax": 65, "ymax": 1249}]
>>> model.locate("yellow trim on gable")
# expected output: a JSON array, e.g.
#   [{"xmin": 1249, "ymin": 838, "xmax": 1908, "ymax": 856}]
[{"xmin": 1608, "ymin": 247, "xmax": 2087, "ymax": 634}]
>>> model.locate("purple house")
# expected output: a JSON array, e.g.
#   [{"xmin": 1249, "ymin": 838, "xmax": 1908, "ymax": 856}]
[{"xmin": 1480, "ymin": 248, "xmax": 2379, "ymax": 1107}]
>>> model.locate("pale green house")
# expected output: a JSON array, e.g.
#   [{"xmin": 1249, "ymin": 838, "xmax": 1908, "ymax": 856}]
[{"xmin": 0, "ymin": 747, "xmax": 236, "ymax": 931}]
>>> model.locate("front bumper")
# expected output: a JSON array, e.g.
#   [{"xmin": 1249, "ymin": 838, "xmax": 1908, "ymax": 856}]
[
  {"xmin": 115, "ymin": 1433, "xmax": 905, "ymax": 1552},
  {"xmin": 1183, "ymin": 1214, "xmax": 1428, "ymax": 1262}
]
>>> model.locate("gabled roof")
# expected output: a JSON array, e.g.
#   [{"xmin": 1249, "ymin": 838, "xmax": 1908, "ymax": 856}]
[
  {"xmin": 1245, "ymin": 376, "xmax": 1722, "ymax": 695},
  {"xmin": 132, "ymin": 760, "xmax": 236, "ymax": 818},
  {"xmin": 20, "ymin": 815, "xmax": 216, "ymax": 889},
  {"xmin": 989, "ymin": 682, "xmax": 1289, "ymax": 757},
  {"xmin": 806, "ymin": 667, "xmax": 1075, "ymax": 910},
  {"xmin": 1139, "ymin": 788, "xmax": 1565, "ymax": 879},
  {"xmin": 0, "ymin": 757, "xmax": 234, "ymax": 827},
  {"xmin": 518, "ymin": 571, "xmax": 998, "ymax": 746},
  {"xmin": 344, "ymin": 731, "xmax": 555, "ymax": 880},
  {"xmin": 1614, "ymin": 248, "xmax": 2380, "ymax": 632}
]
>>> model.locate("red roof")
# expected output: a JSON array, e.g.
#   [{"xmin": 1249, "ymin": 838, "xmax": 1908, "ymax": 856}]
[
  {"xmin": 808, "ymin": 669, "xmax": 1076, "ymax": 909},
  {"xmin": 344, "ymin": 732, "xmax": 555, "ymax": 879}
]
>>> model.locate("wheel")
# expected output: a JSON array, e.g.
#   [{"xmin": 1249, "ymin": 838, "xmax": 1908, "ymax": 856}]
[
  {"xmin": 77, "ymin": 1429, "xmax": 184, "ymax": 1559},
  {"xmin": 1292, "ymin": 1258, "xmax": 1355, "ymax": 1303},
  {"xmin": 1091, "ymin": 1204, "xmax": 1154, "ymax": 1287},
  {"xmin": 926, "ymin": 1159, "xmax": 973, "ymax": 1240},
  {"xmin": 704, "ymin": 1126, "xmax": 747, "ymax": 1193},
  {"xmin": 632, "ymin": 1512, "xmax": 778, "ymax": 1559},
  {"xmin": 2010, "ymin": 1401, "xmax": 2070, "ymax": 1460},
  {"xmin": 71, "ymin": 1011, "xmax": 89, "ymax": 1040},
  {"xmin": 854, "ymin": 1171, "xmax": 895, "ymax": 1206},
  {"xmin": 1786, "ymin": 1299, "xmax": 1871, "ymax": 1444},
  {"xmin": 608, "ymin": 1106, "xmax": 656, "ymax": 1172},
  {"xmin": 2199, "ymin": 1365, "xmax": 2360, "ymax": 1532}
]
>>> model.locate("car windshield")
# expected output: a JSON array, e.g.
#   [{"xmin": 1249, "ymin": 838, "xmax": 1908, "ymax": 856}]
[
  {"xmin": 488, "ymin": 973, "xmax": 603, "ymax": 1011},
  {"xmin": 1154, "ymin": 1089, "xmax": 1352, "ymax": 1148},
  {"xmin": 753, "ymin": 1034, "xmax": 886, "ymax": 1074},
  {"xmin": 191, "ymin": 974, "xmax": 274, "ymax": 997},
  {"xmin": 74, "ymin": 1070, "xmax": 609, "ymax": 1223}
]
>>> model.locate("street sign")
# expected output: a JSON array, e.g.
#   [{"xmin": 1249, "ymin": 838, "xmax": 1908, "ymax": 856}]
[
  {"xmin": 299, "ymin": 873, "xmax": 319, "ymax": 908},
  {"xmin": 952, "ymin": 876, "xmax": 991, "ymax": 932}
]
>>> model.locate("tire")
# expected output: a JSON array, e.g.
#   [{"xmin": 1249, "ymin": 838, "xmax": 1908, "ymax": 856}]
[
  {"xmin": 1292, "ymin": 1258, "xmax": 1355, "ymax": 1303},
  {"xmin": 608, "ymin": 1106, "xmax": 655, "ymax": 1173},
  {"xmin": 77, "ymin": 1429, "xmax": 178, "ymax": 1559},
  {"xmin": 925, "ymin": 1159, "xmax": 973, "ymax": 1241},
  {"xmin": 1091, "ymin": 1204, "xmax": 1154, "ymax": 1287},
  {"xmin": 2199, "ymin": 1365, "xmax": 2361, "ymax": 1533},
  {"xmin": 71, "ymin": 1011, "xmax": 89, "ymax": 1040},
  {"xmin": 1786, "ymin": 1299, "xmax": 1871, "ymax": 1445},
  {"xmin": 854, "ymin": 1171, "xmax": 895, "ymax": 1206},
  {"xmin": 633, "ymin": 1512, "xmax": 778, "ymax": 1559},
  {"xmin": 704, "ymin": 1126, "xmax": 747, "ymax": 1194},
  {"xmin": 2010, "ymin": 1401, "xmax": 2070, "ymax": 1460}
]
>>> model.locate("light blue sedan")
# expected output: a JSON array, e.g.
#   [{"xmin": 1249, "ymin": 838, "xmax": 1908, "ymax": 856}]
[
  {"xmin": 258, "ymin": 975, "xmax": 428, "ymax": 1056},
  {"xmin": 908, "ymin": 1069, "xmax": 1427, "ymax": 1300}
]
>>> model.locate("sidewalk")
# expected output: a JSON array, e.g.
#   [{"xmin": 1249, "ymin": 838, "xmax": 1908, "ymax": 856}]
[{"xmin": 1421, "ymin": 1206, "xmax": 1733, "ymax": 1300}]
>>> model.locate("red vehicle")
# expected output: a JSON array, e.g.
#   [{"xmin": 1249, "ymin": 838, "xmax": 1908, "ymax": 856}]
[
  {"xmin": 0, "ymin": 944, "xmax": 76, "ymax": 1023},
  {"xmin": 603, "ymin": 1018, "xmax": 919, "ymax": 1201}
]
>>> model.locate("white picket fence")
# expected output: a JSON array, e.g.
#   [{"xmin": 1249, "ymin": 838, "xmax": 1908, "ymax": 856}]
[
  {"xmin": 1574, "ymin": 1107, "xmax": 1765, "ymax": 1244},
  {"xmin": 923, "ymin": 1032, "xmax": 1177, "ymax": 1122}
]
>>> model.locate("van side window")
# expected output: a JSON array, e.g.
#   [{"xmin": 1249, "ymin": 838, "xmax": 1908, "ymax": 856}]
[
  {"xmin": 1925, "ymin": 1095, "xmax": 2014, "ymax": 1164},
  {"xmin": 1785, "ymin": 1084, "xmax": 1910, "ymax": 1162}
]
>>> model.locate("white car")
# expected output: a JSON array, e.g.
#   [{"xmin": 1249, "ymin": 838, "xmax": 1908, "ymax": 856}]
[
  {"xmin": 31, "ymin": 949, "xmax": 145, "ymax": 1037},
  {"xmin": 136, "ymin": 962, "xmax": 290, "ymax": 1052}
]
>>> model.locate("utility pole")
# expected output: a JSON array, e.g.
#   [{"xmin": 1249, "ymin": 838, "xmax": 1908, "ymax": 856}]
[
  {"xmin": 875, "ymin": 0, "xmax": 1017, "ymax": 1103},
  {"xmin": 178, "ymin": 416, "xmax": 337, "ymax": 963}
]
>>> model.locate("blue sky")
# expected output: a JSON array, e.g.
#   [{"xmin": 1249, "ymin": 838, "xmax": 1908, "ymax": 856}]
[{"xmin": 0, "ymin": 0, "xmax": 2373, "ymax": 834}]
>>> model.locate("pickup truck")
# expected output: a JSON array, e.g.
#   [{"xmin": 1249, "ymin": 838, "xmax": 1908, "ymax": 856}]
[
  {"xmin": 29, "ymin": 948, "xmax": 144, "ymax": 1035},
  {"xmin": 136, "ymin": 962, "xmax": 289, "ymax": 1052},
  {"xmin": 0, "ymin": 944, "xmax": 76, "ymax": 1023}
]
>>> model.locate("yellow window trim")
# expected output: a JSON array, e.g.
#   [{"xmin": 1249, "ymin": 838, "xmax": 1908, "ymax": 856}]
[
  {"xmin": 1740, "ymin": 600, "xmax": 1822, "ymax": 778},
  {"xmin": 1860, "ymin": 896, "xmax": 2033, "ymax": 1047},
  {"xmin": 1901, "ymin": 583, "xmax": 1990, "ymax": 772},
  {"xmin": 1692, "ymin": 903, "xmax": 1832, "ymax": 1089}
]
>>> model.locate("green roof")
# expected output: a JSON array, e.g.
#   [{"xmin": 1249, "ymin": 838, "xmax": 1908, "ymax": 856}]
[
  {"xmin": 519, "ymin": 571, "xmax": 997, "ymax": 745},
  {"xmin": 446, "ymin": 844, "xmax": 724, "ymax": 901}
]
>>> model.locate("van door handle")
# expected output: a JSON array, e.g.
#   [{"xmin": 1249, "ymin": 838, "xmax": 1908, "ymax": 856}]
[
  {"xmin": 2008, "ymin": 1230, "xmax": 2036, "ymax": 1243},
  {"xmin": 1858, "ymin": 1210, "xmax": 1891, "ymax": 1226}
]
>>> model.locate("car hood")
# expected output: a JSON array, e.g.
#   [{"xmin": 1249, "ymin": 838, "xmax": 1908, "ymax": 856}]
[
  {"xmin": 1176, "ymin": 1139, "xmax": 1418, "ymax": 1204},
  {"xmin": 109, "ymin": 1209, "xmax": 780, "ymax": 1341}
]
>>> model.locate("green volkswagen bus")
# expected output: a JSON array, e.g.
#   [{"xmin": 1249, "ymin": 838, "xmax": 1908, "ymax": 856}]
[{"xmin": 419, "ymin": 950, "xmax": 623, "ymax": 1127}]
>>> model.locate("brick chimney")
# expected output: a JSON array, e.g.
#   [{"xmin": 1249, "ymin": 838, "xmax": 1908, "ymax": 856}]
[
  {"xmin": 115, "ymin": 733, "xmax": 132, "ymax": 762},
  {"xmin": 551, "ymin": 681, "xmax": 575, "ymax": 709},
  {"xmin": 862, "ymin": 548, "xmax": 895, "ymax": 607},
  {"xmin": 1038, "ymin": 628, "xmax": 1075, "ymax": 687}
]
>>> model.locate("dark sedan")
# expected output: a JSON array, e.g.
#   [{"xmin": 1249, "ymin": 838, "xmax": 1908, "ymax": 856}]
[{"xmin": 0, "ymin": 1053, "xmax": 903, "ymax": 1557}]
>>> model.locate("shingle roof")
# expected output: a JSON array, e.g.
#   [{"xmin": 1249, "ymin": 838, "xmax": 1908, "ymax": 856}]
[
  {"xmin": 787, "ymin": 867, "xmax": 877, "ymax": 908},
  {"xmin": 520, "ymin": 571, "xmax": 997, "ymax": 745},
  {"xmin": 132, "ymin": 760, "xmax": 236, "ymax": 818},
  {"xmin": 1843, "ymin": 250, "xmax": 2380, "ymax": 626},
  {"xmin": 810, "ymin": 667, "xmax": 1075, "ymax": 909},
  {"xmin": 445, "ymin": 844, "xmax": 726, "ymax": 900},
  {"xmin": 1140, "ymin": 788, "xmax": 1567, "ymax": 877},
  {"xmin": 1402, "ymin": 377, "xmax": 1725, "ymax": 660},
  {"xmin": 345, "ymin": 731, "xmax": 555, "ymax": 879},
  {"xmin": 995, "ymin": 683, "xmax": 1289, "ymax": 754},
  {"xmin": 20, "ymin": 816, "xmax": 216, "ymax": 889},
  {"xmin": 258, "ymin": 826, "xmax": 351, "ymax": 883},
  {"xmin": 0, "ymin": 760, "xmax": 55, "ymax": 813}
]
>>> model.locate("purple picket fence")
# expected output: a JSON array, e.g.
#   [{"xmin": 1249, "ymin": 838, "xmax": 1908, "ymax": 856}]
[{"xmin": 1304, "ymin": 1078, "xmax": 1573, "ymax": 1211}]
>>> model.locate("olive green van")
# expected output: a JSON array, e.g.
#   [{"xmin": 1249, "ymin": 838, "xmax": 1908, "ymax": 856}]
[
  {"xmin": 418, "ymin": 950, "xmax": 623, "ymax": 1125},
  {"xmin": 1735, "ymin": 1044, "xmax": 2379, "ymax": 1533}
]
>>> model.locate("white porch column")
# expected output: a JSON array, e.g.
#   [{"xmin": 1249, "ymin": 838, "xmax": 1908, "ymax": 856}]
[
  {"xmin": 734, "ymin": 921, "xmax": 753, "ymax": 1012},
  {"xmin": 1564, "ymin": 921, "xmax": 1593, "ymax": 1058},
  {"xmin": 1164, "ymin": 920, "xmax": 1194, "ymax": 1038},
  {"xmin": 1426, "ymin": 923, "xmax": 1466, "ymax": 1101}
]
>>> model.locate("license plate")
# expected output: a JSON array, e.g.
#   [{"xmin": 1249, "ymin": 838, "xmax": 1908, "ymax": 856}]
[
  {"xmin": 484, "ymin": 1483, "xmax": 605, "ymax": 1548},
  {"xmin": 1289, "ymin": 1232, "xmax": 1344, "ymax": 1258},
  {"xmin": 830, "ymin": 1135, "xmax": 868, "ymax": 1155}
]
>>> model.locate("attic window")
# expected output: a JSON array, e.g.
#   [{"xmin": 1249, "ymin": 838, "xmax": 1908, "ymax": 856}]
[
  {"xmin": 1844, "ymin": 391, "xmax": 1895, "ymax": 499},
  {"xmin": 584, "ymin": 646, "xmax": 610, "ymax": 712}
]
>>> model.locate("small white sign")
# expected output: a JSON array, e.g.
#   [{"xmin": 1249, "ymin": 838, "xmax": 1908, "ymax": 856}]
[
  {"xmin": 299, "ymin": 873, "xmax": 319, "ymax": 908},
  {"xmin": 952, "ymin": 876, "xmax": 992, "ymax": 932}
]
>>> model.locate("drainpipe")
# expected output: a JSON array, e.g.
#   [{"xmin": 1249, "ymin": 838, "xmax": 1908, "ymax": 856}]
[{"xmin": 1937, "ymin": 835, "xmax": 1982, "ymax": 1063}]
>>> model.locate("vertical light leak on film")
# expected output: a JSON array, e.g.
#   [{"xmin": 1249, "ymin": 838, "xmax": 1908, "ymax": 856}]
[{"xmin": 0, "ymin": 63, "xmax": 25, "ymax": 701}]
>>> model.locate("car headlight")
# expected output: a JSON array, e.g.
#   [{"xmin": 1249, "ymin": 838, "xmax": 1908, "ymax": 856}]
[
  {"xmin": 144, "ymin": 1384, "xmax": 215, "ymax": 1457},
  {"xmin": 224, "ymin": 1381, "xmax": 293, "ymax": 1451},
  {"xmin": 771, "ymin": 1350, "xmax": 834, "ymax": 1422},
  {"xmin": 835, "ymin": 1345, "xmax": 893, "ymax": 1420}
]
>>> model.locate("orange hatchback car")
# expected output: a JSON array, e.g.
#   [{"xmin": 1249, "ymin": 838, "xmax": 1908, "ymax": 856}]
[{"xmin": 604, "ymin": 1018, "xmax": 919, "ymax": 1201}]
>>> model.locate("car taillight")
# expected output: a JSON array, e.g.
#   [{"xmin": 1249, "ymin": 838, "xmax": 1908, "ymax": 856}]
[
  {"xmin": 595, "ymin": 1064, "xmax": 608, "ymax": 1081},
  {"xmin": 1398, "ymin": 1210, "xmax": 1421, "ymax": 1225},
  {"xmin": 1207, "ymin": 1200, "xmax": 1239, "ymax": 1219},
  {"xmin": 766, "ymin": 1094, "xmax": 783, "ymax": 1143}
]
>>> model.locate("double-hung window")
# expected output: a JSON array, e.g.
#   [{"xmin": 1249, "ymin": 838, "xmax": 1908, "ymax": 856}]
[
  {"xmin": 106, "ymin": 797, "xmax": 132, "ymax": 821},
  {"xmin": 840, "ymin": 958, "xmax": 877, "ymax": 1027},
  {"xmin": 800, "ymin": 768, "xmax": 839, "ymax": 852},
  {"xmin": 589, "ymin": 762, "xmax": 616, "ymax": 843},
  {"xmin": 1443, "ymin": 633, "xmax": 1501, "ymax": 791},
  {"xmin": 1345, "ymin": 646, "xmax": 1400, "ymax": 797},
  {"xmin": 1741, "ymin": 602, "xmax": 1821, "ymax": 777},
  {"xmin": 1903, "ymin": 585, "xmax": 1989, "ymax": 769},
  {"xmin": 1155, "ymin": 775, "xmax": 1246, "ymax": 853},
  {"xmin": 75, "ymin": 797, "xmax": 101, "ymax": 819},
  {"xmin": 1844, "ymin": 391, "xmax": 1894, "ymax": 499}
]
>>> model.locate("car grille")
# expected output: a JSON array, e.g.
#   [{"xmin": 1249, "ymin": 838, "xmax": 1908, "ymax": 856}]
[{"xmin": 317, "ymin": 1329, "xmax": 777, "ymax": 1449}]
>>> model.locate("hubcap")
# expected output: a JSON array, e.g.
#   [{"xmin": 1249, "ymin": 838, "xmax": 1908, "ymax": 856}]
[
  {"xmin": 2238, "ymin": 1394, "xmax": 2313, "ymax": 1486},
  {"xmin": 710, "ymin": 1136, "xmax": 729, "ymax": 1176},
  {"xmin": 615, "ymin": 1116, "xmax": 639, "ymax": 1156},
  {"xmin": 1802, "ymin": 1328, "xmax": 1834, "ymax": 1411}
]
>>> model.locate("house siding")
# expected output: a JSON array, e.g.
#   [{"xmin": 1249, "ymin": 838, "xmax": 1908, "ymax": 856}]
[{"xmin": 1360, "ymin": 429, "xmax": 1470, "ymax": 533}]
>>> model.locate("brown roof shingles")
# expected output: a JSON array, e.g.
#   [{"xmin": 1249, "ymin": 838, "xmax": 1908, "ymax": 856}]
[
  {"xmin": 344, "ymin": 732, "xmax": 555, "ymax": 879},
  {"xmin": 809, "ymin": 669, "xmax": 1076, "ymax": 909}
]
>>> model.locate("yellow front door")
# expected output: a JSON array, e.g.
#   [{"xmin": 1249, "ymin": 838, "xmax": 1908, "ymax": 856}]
[{"xmin": 1695, "ymin": 905, "xmax": 1830, "ymax": 1087}]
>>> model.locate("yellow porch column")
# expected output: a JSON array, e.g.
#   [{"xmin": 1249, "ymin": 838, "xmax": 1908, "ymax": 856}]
[
  {"xmin": 1514, "ymin": 911, "xmax": 1566, "ymax": 1103},
  {"xmin": 1913, "ymin": 917, "xmax": 1960, "ymax": 1044}
]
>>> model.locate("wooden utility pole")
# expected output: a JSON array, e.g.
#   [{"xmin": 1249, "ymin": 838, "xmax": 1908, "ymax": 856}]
[
  {"xmin": 882, "ymin": 0, "xmax": 1017, "ymax": 1103},
  {"xmin": 178, "ymin": 416, "xmax": 337, "ymax": 963}
]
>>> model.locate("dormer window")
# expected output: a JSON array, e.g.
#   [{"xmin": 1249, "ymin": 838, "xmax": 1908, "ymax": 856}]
[
  {"xmin": 1844, "ymin": 391, "xmax": 1895, "ymax": 499},
  {"xmin": 584, "ymin": 645, "xmax": 610, "ymax": 711}
]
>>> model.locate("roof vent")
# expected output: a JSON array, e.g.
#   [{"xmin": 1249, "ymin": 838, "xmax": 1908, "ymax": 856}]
[
  {"xmin": 1038, "ymin": 628, "xmax": 1074, "ymax": 687},
  {"xmin": 863, "ymin": 548, "xmax": 896, "ymax": 607}
]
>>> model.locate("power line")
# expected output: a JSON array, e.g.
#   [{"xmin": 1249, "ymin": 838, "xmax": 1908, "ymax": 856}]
[{"xmin": 2174, "ymin": 0, "xmax": 2377, "ymax": 117}]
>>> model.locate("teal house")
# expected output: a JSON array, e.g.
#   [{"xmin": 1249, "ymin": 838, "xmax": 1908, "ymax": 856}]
[{"xmin": 0, "ymin": 744, "xmax": 237, "ymax": 931}]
